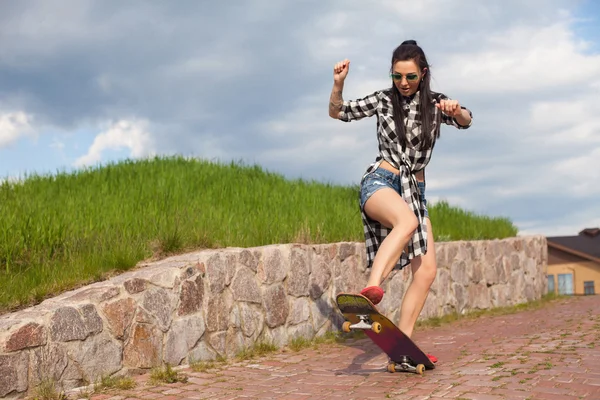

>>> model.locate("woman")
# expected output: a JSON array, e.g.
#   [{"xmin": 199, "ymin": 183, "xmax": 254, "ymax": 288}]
[{"xmin": 328, "ymin": 40, "xmax": 473, "ymax": 361}]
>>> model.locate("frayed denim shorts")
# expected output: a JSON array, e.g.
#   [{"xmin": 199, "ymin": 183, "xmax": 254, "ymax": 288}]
[{"xmin": 359, "ymin": 167, "xmax": 429, "ymax": 218}]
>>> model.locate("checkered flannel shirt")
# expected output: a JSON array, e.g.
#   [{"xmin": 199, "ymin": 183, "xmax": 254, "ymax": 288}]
[{"xmin": 338, "ymin": 88, "xmax": 472, "ymax": 270}]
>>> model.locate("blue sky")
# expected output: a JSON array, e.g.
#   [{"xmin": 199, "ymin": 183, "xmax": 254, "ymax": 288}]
[
  {"xmin": 1, "ymin": 0, "xmax": 599, "ymax": 236},
  {"xmin": 576, "ymin": 0, "xmax": 600, "ymax": 52}
]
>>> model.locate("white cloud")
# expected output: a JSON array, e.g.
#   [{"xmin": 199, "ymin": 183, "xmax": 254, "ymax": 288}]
[
  {"xmin": 256, "ymin": 95, "xmax": 377, "ymax": 183},
  {"xmin": 437, "ymin": 22, "xmax": 600, "ymax": 94},
  {"xmin": 74, "ymin": 119, "xmax": 156, "ymax": 167},
  {"xmin": 553, "ymin": 147, "xmax": 600, "ymax": 197},
  {"xmin": 518, "ymin": 215, "xmax": 600, "ymax": 237},
  {"xmin": 50, "ymin": 137, "xmax": 65, "ymax": 151},
  {"xmin": 0, "ymin": 111, "xmax": 34, "ymax": 148},
  {"xmin": 528, "ymin": 95, "xmax": 600, "ymax": 145},
  {"xmin": 467, "ymin": 91, "xmax": 600, "ymax": 200},
  {"xmin": 0, "ymin": 1, "xmax": 95, "ymax": 66}
]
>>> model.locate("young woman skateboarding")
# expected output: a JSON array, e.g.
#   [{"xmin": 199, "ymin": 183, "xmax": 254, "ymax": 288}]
[{"xmin": 328, "ymin": 40, "xmax": 473, "ymax": 363}]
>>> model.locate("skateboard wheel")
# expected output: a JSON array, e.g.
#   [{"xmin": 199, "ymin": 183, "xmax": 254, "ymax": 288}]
[
  {"xmin": 416, "ymin": 364, "xmax": 425, "ymax": 375},
  {"xmin": 342, "ymin": 321, "xmax": 351, "ymax": 333},
  {"xmin": 372, "ymin": 322, "xmax": 382, "ymax": 333},
  {"xmin": 387, "ymin": 363, "xmax": 396, "ymax": 373}
]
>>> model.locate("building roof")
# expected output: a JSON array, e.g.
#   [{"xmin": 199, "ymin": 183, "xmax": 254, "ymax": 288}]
[{"xmin": 547, "ymin": 228, "xmax": 600, "ymax": 262}]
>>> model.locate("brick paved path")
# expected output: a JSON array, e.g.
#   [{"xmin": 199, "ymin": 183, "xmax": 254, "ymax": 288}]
[{"xmin": 80, "ymin": 295, "xmax": 600, "ymax": 400}]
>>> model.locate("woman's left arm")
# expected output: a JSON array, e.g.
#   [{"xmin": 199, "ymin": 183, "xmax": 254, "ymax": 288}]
[{"xmin": 437, "ymin": 99, "xmax": 473, "ymax": 129}]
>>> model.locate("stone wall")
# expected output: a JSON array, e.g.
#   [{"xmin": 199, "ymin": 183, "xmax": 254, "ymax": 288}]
[{"xmin": 0, "ymin": 236, "xmax": 547, "ymax": 398}]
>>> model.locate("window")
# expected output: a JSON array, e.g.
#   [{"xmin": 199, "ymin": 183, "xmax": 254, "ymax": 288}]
[
  {"xmin": 557, "ymin": 274, "xmax": 574, "ymax": 295},
  {"xmin": 547, "ymin": 275, "xmax": 555, "ymax": 294},
  {"xmin": 584, "ymin": 281, "xmax": 595, "ymax": 295}
]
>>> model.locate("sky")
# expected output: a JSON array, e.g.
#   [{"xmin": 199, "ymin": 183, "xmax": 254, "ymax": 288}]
[{"xmin": 1, "ymin": 0, "xmax": 599, "ymax": 237}]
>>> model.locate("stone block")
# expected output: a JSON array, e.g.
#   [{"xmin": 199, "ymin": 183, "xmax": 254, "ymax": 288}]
[
  {"xmin": 5, "ymin": 322, "xmax": 46, "ymax": 352},
  {"xmin": 0, "ymin": 352, "xmax": 28, "ymax": 397},
  {"xmin": 230, "ymin": 267, "xmax": 261, "ymax": 304},
  {"xmin": 50, "ymin": 307, "xmax": 88, "ymax": 342},
  {"xmin": 124, "ymin": 278, "xmax": 148, "ymax": 294},
  {"xmin": 263, "ymin": 284, "xmax": 289, "ymax": 328},
  {"xmin": 286, "ymin": 246, "xmax": 310, "ymax": 297},
  {"xmin": 102, "ymin": 298, "xmax": 137, "ymax": 339},
  {"xmin": 178, "ymin": 274, "xmax": 205, "ymax": 316},
  {"xmin": 142, "ymin": 287, "xmax": 175, "ymax": 332},
  {"xmin": 287, "ymin": 297, "xmax": 310, "ymax": 326},
  {"xmin": 309, "ymin": 260, "xmax": 332, "ymax": 300},
  {"xmin": 164, "ymin": 316, "xmax": 206, "ymax": 366},
  {"xmin": 257, "ymin": 246, "xmax": 288, "ymax": 284},
  {"xmin": 123, "ymin": 323, "xmax": 162, "ymax": 369}
]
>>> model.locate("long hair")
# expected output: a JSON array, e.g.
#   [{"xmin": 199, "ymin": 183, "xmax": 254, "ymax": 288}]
[{"xmin": 389, "ymin": 40, "xmax": 440, "ymax": 150}]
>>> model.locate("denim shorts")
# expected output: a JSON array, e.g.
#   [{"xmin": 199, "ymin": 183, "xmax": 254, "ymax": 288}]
[{"xmin": 359, "ymin": 167, "xmax": 429, "ymax": 218}]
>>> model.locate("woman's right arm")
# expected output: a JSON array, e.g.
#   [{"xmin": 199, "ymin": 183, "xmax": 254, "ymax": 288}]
[
  {"xmin": 329, "ymin": 59, "xmax": 379, "ymax": 122},
  {"xmin": 329, "ymin": 59, "xmax": 349, "ymax": 119},
  {"xmin": 328, "ymin": 81, "xmax": 345, "ymax": 119}
]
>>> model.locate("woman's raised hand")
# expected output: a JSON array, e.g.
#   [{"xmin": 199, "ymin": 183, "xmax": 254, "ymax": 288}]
[{"xmin": 333, "ymin": 59, "xmax": 350, "ymax": 83}]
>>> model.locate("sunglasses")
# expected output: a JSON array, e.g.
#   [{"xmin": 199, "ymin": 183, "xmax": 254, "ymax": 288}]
[{"xmin": 390, "ymin": 73, "xmax": 419, "ymax": 82}]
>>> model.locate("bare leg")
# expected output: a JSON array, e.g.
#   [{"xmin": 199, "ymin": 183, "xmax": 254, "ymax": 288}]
[
  {"xmin": 363, "ymin": 188, "xmax": 418, "ymax": 288},
  {"xmin": 397, "ymin": 217, "xmax": 437, "ymax": 338}
]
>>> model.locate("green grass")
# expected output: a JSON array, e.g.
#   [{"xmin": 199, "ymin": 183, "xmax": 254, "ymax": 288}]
[
  {"xmin": 149, "ymin": 363, "xmax": 188, "ymax": 385},
  {"xmin": 428, "ymin": 201, "xmax": 517, "ymax": 241},
  {"xmin": 94, "ymin": 375, "xmax": 136, "ymax": 392},
  {"xmin": 0, "ymin": 155, "xmax": 517, "ymax": 313},
  {"xmin": 31, "ymin": 378, "xmax": 67, "ymax": 400},
  {"xmin": 235, "ymin": 340, "xmax": 279, "ymax": 361}
]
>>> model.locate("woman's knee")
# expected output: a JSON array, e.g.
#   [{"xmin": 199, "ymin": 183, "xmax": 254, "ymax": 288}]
[
  {"xmin": 363, "ymin": 188, "xmax": 418, "ymax": 233},
  {"xmin": 376, "ymin": 205, "xmax": 417, "ymax": 236},
  {"xmin": 394, "ymin": 213, "xmax": 418, "ymax": 240},
  {"xmin": 414, "ymin": 259, "xmax": 437, "ymax": 286}
]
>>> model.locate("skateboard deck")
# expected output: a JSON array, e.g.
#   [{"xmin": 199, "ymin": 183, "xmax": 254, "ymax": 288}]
[{"xmin": 336, "ymin": 293, "xmax": 435, "ymax": 374}]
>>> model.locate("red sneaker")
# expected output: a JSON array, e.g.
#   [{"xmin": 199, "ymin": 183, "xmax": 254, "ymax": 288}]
[
  {"xmin": 360, "ymin": 286, "xmax": 384, "ymax": 305},
  {"xmin": 427, "ymin": 354, "xmax": 438, "ymax": 363}
]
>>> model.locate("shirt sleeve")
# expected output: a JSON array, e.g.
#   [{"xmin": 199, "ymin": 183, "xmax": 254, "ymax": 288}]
[
  {"xmin": 338, "ymin": 91, "xmax": 380, "ymax": 122},
  {"xmin": 441, "ymin": 106, "xmax": 473, "ymax": 129}
]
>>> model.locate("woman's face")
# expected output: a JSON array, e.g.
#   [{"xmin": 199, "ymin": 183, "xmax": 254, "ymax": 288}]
[{"xmin": 391, "ymin": 60, "xmax": 425, "ymax": 96}]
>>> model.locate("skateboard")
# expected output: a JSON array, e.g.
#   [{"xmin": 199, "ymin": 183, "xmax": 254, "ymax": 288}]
[{"xmin": 336, "ymin": 293, "xmax": 435, "ymax": 375}]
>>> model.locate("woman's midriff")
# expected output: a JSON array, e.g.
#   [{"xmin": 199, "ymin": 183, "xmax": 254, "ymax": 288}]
[{"xmin": 379, "ymin": 160, "xmax": 425, "ymax": 182}]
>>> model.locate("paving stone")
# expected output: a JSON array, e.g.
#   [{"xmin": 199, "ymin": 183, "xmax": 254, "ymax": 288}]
[{"xmin": 64, "ymin": 295, "xmax": 600, "ymax": 400}]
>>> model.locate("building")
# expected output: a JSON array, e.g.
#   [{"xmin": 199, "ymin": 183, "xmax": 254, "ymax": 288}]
[{"xmin": 546, "ymin": 228, "xmax": 600, "ymax": 295}]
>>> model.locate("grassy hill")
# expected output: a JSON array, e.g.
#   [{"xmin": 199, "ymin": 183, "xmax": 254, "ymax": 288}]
[{"xmin": 0, "ymin": 156, "xmax": 518, "ymax": 314}]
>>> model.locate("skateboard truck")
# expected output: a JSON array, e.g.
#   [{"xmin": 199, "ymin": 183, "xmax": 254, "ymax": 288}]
[
  {"xmin": 342, "ymin": 314, "xmax": 382, "ymax": 333},
  {"xmin": 387, "ymin": 356, "xmax": 425, "ymax": 375}
]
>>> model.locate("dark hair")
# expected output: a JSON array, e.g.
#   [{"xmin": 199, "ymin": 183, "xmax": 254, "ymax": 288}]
[{"xmin": 389, "ymin": 40, "xmax": 440, "ymax": 150}]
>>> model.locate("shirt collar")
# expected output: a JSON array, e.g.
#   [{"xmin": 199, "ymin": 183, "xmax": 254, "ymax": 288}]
[{"xmin": 402, "ymin": 90, "xmax": 419, "ymax": 104}]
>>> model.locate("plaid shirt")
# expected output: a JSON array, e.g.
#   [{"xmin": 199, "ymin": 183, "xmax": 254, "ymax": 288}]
[{"xmin": 338, "ymin": 88, "xmax": 472, "ymax": 270}]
